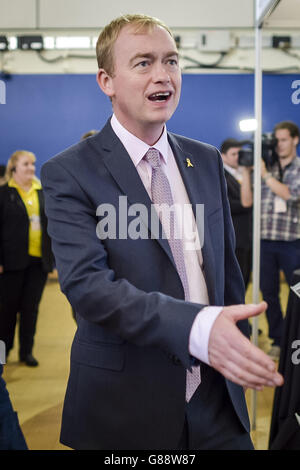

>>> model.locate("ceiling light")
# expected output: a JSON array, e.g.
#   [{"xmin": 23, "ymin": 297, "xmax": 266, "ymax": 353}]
[
  {"xmin": 239, "ymin": 119, "xmax": 257, "ymax": 132},
  {"xmin": 56, "ymin": 37, "xmax": 91, "ymax": 49}
]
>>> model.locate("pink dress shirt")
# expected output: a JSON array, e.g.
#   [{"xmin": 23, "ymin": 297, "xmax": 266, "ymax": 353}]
[{"xmin": 110, "ymin": 114, "xmax": 222, "ymax": 365}]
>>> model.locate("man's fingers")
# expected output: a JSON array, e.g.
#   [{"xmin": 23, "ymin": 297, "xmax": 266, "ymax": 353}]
[
  {"xmin": 210, "ymin": 341, "xmax": 284, "ymax": 390},
  {"xmin": 218, "ymin": 359, "xmax": 283, "ymax": 390},
  {"xmin": 230, "ymin": 329, "xmax": 276, "ymax": 372},
  {"xmin": 222, "ymin": 301, "xmax": 268, "ymax": 323},
  {"xmin": 218, "ymin": 361, "xmax": 272, "ymax": 391},
  {"xmin": 226, "ymin": 340, "xmax": 283, "ymax": 387},
  {"xmin": 208, "ymin": 309, "xmax": 284, "ymax": 390}
]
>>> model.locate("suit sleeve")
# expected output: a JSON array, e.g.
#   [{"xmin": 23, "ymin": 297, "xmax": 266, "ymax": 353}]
[{"xmin": 41, "ymin": 158, "xmax": 204, "ymax": 369}]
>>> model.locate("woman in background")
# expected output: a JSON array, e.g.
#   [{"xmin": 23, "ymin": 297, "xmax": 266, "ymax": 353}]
[{"xmin": 0, "ymin": 150, "xmax": 53, "ymax": 366}]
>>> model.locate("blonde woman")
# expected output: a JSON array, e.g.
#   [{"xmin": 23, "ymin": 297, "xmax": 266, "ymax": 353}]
[{"xmin": 0, "ymin": 150, "xmax": 53, "ymax": 366}]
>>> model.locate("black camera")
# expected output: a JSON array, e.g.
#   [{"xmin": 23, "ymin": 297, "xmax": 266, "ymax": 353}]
[{"xmin": 238, "ymin": 133, "xmax": 278, "ymax": 168}]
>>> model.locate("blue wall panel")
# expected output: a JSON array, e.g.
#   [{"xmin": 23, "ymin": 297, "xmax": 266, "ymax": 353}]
[{"xmin": 0, "ymin": 73, "xmax": 299, "ymax": 176}]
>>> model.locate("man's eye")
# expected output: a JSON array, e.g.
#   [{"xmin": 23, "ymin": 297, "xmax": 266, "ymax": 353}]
[
  {"xmin": 137, "ymin": 61, "xmax": 149, "ymax": 68},
  {"xmin": 168, "ymin": 59, "xmax": 177, "ymax": 65}
]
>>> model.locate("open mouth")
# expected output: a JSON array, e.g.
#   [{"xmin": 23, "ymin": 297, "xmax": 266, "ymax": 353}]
[{"xmin": 148, "ymin": 91, "xmax": 172, "ymax": 102}]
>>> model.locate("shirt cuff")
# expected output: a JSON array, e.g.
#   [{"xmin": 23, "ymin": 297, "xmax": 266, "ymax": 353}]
[{"xmin": 189, "ymin": 306, "xmax": 223, "ymax": 365}]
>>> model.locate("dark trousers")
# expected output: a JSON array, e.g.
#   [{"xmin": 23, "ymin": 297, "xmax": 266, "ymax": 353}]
[
  {"xmin": 0, "ymin": 257, "xmax": 48, "ymax": 358},
  {"xmin": 177, "ymin": 364, "xmax": 254, "ymax": 450},
  {"xmin": 260, "ymin": 239, "xmax": 300, "ymax": 346}
]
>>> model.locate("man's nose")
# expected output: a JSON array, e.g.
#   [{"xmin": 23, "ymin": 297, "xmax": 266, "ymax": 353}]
[{"xmin": 152, "ymin": 63, "xmax": 170, "ymax": 83}]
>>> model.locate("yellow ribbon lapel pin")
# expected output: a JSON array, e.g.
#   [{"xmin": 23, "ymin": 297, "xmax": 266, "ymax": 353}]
[{"xmin": 186, "ymin": 158, "xmax": 194, "ymax": 168}]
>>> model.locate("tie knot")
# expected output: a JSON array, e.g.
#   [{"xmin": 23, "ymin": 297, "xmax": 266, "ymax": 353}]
[{"xmin": 145, "ymin": 148, "xmax": 161, "ymax": 169}]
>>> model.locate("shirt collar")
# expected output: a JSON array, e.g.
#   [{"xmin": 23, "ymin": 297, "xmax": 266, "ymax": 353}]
[
  {"xmin": 281, "ymin": 155, "xmax": 299, "ymax": 170},
  {"xmin": 110, "ymin": 114, "xmax": 169, "ymax": 167},
  {"xmin": 223, "ymin": 163, "xmax": 242, "ymax": 179},
  {"xmin": 8, "ymin": 177, "xmax": 42, "ymax": 191}
]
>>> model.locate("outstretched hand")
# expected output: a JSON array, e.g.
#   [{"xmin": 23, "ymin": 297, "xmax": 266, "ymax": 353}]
[{"xmin": 208, "ymin": 302, "xmax": 284, "ymax": 390}]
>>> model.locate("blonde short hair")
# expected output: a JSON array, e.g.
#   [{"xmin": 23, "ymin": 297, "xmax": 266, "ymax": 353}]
[
  {"xmin": 1, "ymin": 150, "xmax": 36, "ymax": 184},
  {"xmin": 96, "ymin": 14, "xmax": 174, "ymax": 76}
]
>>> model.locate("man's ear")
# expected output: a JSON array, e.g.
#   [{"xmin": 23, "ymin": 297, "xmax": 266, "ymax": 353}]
[{"xmin": 96, "ymin": 69, "xmax": 114, "ymax": 98}]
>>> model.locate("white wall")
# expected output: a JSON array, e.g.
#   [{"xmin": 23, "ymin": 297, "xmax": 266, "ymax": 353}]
[
  {"xmin": 0, "ymin": 0, "xmax": 255, "ymax": 29},
  {"xmin": 0, "ymin": 0, "xmax": 36, "ymax": 29},
  {"xmin": 0, "ymin": 0, "xmax": 300, "ymax": 74}
]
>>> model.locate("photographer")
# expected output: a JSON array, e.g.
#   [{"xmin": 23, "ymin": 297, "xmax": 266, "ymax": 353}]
[
  {"xmin": 220, "ymin": 139, "xmax": 253, "ymax": 290},
  {"xmin": 260, "ymin": 121, "xmax": 300, "ymax": 360}
]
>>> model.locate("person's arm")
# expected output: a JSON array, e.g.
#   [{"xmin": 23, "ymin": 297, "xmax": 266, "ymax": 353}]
[
  {"xmin": 240, "ymin": 166, "xmax": 253, "ymax": 208},
  {"xmin": 261, "ymin": 160, "xmax": 291, "ymax": 200},
  {"xmin": 190, "ymin": 151, "xmax": 283, "ymax": 390}
]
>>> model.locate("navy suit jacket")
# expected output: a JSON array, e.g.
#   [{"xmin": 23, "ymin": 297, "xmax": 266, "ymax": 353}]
[{"xmin": 41, "ymin": 119, "xmax": 249, "ymax": 450}]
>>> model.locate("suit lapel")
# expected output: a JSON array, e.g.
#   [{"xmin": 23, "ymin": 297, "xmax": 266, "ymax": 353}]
[{"xmin": 93, "ymin": 121, "xmax": 175, "ymax": 269}]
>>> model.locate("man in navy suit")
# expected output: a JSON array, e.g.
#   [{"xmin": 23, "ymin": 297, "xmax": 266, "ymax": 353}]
[{"xmin": 41, "ymin": 14, "xmax": 283, "ymax": 450}]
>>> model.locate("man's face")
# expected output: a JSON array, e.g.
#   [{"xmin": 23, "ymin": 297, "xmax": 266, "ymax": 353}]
[
  {"xmin": 222, "ymin": 147, "xmax": 241, "ymax": 169},
  {"xmin": 98, "ymin": 24, "xmax": 181, "ymax": 142},
  {"xmin": 275, "ymin": 128, "xmax": 299, "ymax": 160}
]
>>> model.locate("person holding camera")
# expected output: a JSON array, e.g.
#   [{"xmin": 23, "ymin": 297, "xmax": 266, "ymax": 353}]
[
  {"xmin": 220, "ymin": 139, "xmax": 253, "ymax": 290},
  {"xmin": 260, "ymin": 121, "xmax": 300, "ymax": 360}
]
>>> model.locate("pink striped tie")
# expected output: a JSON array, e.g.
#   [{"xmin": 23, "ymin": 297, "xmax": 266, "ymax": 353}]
[{"xmin": 145, "ymin": 147, "xmax": 201, "ymax": 402}]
